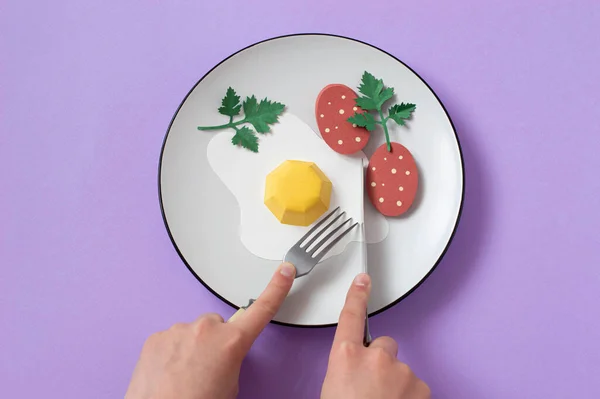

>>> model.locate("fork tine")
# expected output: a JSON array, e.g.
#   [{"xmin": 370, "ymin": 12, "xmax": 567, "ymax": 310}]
[
  {"xmin": 296, "ymin": 206, "xmax": 340, "ymax": 247},
  {"xmin": 309, "ymin": 217, "xmax": 353, "ymax": 256},
  {"xmin": 302, "ymin": 211, "xmax": 346, "ymax": 250},
  {"xmin": 313, "ymin": 221, "xmax": 359, "ymax": 260}
]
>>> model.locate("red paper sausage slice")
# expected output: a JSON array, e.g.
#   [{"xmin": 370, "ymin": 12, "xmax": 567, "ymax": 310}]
[
  {"xmin": 315, "ymin": 84, "xmax": 370, "ymax": 154},
  {"xmin": 367, "ymin": 142, "xmax": 418, "ymax": 217}
]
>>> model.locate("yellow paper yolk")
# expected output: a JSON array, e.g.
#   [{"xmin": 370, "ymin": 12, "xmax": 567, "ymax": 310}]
[{"xmin": 264, "ymin": 160, "xmax": 332, "ymax": 226}]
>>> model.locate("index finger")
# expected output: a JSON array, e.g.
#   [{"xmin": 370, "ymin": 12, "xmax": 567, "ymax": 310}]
[
  {"xmin": 333, "ymin": 273, "xmax": 371, "ymax": 346},
  {"xmin": 232, "ymin": 262, "xmax": 296, "ymax": 342}
]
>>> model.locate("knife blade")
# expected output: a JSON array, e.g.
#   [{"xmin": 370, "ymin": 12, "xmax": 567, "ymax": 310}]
[{"xmin": 360, "ymin": 158, "xmax": 372, "ymax": 346}]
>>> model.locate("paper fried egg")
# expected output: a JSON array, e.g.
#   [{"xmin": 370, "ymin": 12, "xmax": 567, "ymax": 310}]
[{"xmin": 207, "ymin": 113, "xmax": 388, "ymax": 262}]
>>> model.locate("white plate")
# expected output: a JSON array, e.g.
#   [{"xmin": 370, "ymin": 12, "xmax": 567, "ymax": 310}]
[{"xmin": 159, "ymin": 34, "xmax": 464, "ymax": 327}]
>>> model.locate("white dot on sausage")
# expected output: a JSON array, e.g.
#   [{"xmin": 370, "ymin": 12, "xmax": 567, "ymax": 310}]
[
  {"xmin": 399, "ymin": 186, "xmax": 404, "ymax": 191},
  {"xmin": 339, "ymin": 109, "xmax": 345, "ymax": 115},
  {"xmin": 396, "ymin": 201, "xmax": 403, "ymax": 207},
  {"xmin": 341, "ymin": 95, "xmax": 346, "ymax": 99},
  {"xmin": 320, "ymin": 114, "xmax": 324, "ymax": 118},
  {"xmin": 405, "ymin": 170, "xmax": 411, "ymax": 175},
  {"xmin": 379, "ymin": 197, "xmax": 384, "ymax": 203},
  {"xmin": 391, "ymin": 168, "xmax": 397, "ymax": 174},
  {"xmin": 338, "ymin": 140, "xmax": 343, "ymax": 145},
  {"xmin": 324, "ymin": 128, "xmax": 330, "ymax": 133},
  {"xmin": 353, "ymin": 106, "xmax": 358, "ymax": 111},
  {"xmin": 371, "ymin": 182, "xmax": 376, "ymax": 187},
  {"xmin": 355, "ymin": 137, "xmax": 361, "ymax": 142}
]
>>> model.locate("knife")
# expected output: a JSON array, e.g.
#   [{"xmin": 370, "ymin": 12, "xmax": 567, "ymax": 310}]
[{"xmin": 360, "ymin": 159, "xmax": 372, "ymax": 347}]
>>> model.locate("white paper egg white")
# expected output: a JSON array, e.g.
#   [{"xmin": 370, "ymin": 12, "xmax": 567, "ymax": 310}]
[
  {"xmin": 207, "ymin": 113, "xmax": 389, "ymax": 262},
  {"xmin": 159, "ymin": 34, "xmax": 464, "ymax": 326}
]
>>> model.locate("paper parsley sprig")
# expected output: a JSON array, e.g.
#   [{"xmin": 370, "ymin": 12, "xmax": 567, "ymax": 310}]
[
  {"xmin": 347, "ymin": 71, "xmax": 416, "ymax": 152},
  {"xmin": 197, "ymin": 87, "xmax": 285, "ymax": 153}
]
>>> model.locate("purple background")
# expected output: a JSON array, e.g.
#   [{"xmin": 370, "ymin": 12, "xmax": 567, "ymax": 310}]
[{"xmin": 2, "ymin": 1, "xmax": 600, "ymax": 398}]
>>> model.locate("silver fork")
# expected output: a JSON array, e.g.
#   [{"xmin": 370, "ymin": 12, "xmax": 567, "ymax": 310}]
[
  {"xmin": 229, "ymin": 207, "xmax": 358, "ymax": 320},
  {"xmin": 284, "ymin": 206, "xmax": 358, "ymax": 277}
]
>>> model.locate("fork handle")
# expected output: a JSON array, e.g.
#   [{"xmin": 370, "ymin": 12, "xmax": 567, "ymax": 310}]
[
  {"xmin": 227, "ymin": 298, "xmax": 255, "ymax": 323},
  {"xmin": 228, "ymin": 308, "xmax": 245, "ymax": 322}
]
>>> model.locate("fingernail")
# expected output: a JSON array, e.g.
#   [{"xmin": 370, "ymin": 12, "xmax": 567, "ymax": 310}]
[
  {"xmin": 279, "ymin": 262, "xmax": 296, "ymax": 278},
  {"xmin": 354, "ymin": 273, "xmax": 370, "ymax": 287}
]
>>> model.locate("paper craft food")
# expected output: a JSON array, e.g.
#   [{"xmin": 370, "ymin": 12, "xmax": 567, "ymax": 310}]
[
  {"xmin": 207, "ymin": 113, "xmax": 389, "ymax": 262},
  {"xmin": 264, "ymin": 160, "xmax": 332, "ymax": 226},
  {"xmin": 367, "ymin": 142, "xmax": 418, "ymax": 217},
  {"xmin": 197, "ymin": 87, "xmax": 285, "ymax": 153},
  {"xmin": 315, "ymin": 84, "xmax": 370, "ymax": 154},
  {"xmin": 346, "ymin": 72, "xmax": 418, "ymax": 216}
]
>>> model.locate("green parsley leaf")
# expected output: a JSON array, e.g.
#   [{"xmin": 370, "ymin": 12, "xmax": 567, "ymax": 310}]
[
  {"xmin": 388, "ymin": 103, "xmax": 416, "ymax": 126},
  {"xmin": 242, "ymin": 95, "xmax": 258, "ymax": 116},
  {"xmin": 231, "ymin": 126, "xmax": 258, "ymax": 152},
  {"xmin": 198, "ymin": 88, "xmax": 286, "ymax": 153},
  {"xmin": 356, "ymin": 71, "xmax": 395, "ymax": 110},
  {"xmin": 243, "ymin": 96, "xmax": 285, "ymax": 133},
  {"xmin": 347, "ymin": 112, "xmax": 377, "ymax": 131},
  {"xmin": 358, "ymin": 71, "xmax": 383, "ymax": 99},
  {"xmin": 355, "ymin": 97, "xmax": 378, "ymax": 110},
  {"xmin": 378, "ymin": 87, "xmax": 395, "ymax": 108},
  {"xmin": 218, "ymin": 87, "xmax": 241, "ymax": 117},
  {"xmin": 346, "ymin": 71, "xmax": 417, "ymax": 153}
]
